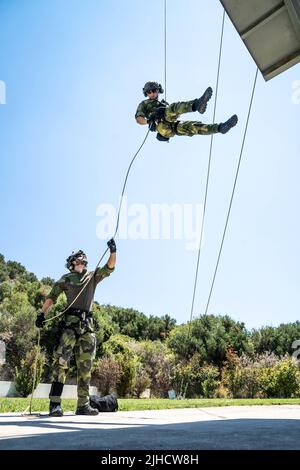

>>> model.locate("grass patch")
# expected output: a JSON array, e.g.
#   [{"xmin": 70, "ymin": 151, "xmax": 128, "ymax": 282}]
[{"xmin": 1, "ymin": 397, "xmax": 300, "ymax": 414}]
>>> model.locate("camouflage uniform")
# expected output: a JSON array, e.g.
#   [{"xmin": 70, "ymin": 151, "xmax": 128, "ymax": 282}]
[
  {"xmin": 47, "ymin": 264, "xmax": 114, "ymax": 407},
  {"xmin": 135, "ymin": 98, "xmax": 219, "ymax": 138}
]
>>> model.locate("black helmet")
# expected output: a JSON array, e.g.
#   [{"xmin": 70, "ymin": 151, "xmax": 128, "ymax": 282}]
[
  {"xmin": 65, "ymin": 250, "xmax": 88, "ymax": 271},
  {"xmin": 143, "ymin": 81, "xmax": 164, "ymax": 97}
]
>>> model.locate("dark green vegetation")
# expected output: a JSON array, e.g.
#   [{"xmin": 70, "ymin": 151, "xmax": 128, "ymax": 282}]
[{"xmin": 1, "ymin": 253, "xmax": 300, "ymax": 399}]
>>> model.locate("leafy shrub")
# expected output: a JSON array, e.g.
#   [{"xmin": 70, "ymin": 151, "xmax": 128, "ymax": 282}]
[
  {"xmin": 14, "ymin": 347, "xmax": 45, "ymax": 397},
  {"xmin": 134, "ymin": 364, "xmax": 151, "ymax": 398},
  {"xmin": 103, "ymin": 335, "xmax": 138, "ymax": 397},
  {"xmin": 260, "ymin": 358, "xmax": 300, "ymax": 398},
  {"xmin": 92, "ymin": 356, "xmax": 122, "ymax": 396},
  {"xmin": 133, "ymin": 340, "xmax": 175, "ymax": 397},
  {"xmin": 198, "ymin": 364, "xmax": 220, "ymax": 398}
]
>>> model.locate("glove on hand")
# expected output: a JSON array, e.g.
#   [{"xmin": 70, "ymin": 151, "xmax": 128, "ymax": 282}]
[
  {"xmin": 107, "ymin": 238, "xmax": 117, "ymax": 253},
  {"xmin": 148, "ymin": 106, "xmax": 165, "ymax": 122},
  {"xmin": 147, "ymin": 120, "xmax": 157, "ymax": 132}
]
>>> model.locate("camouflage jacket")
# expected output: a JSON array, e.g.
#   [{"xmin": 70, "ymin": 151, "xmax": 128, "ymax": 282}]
[
  {"xmin": 135, "ymin": 98, "xmax": 168, "ymax": 120},
  {"xmin": 46, "ymin": 264, "xmax": 114, "ymax": 312}
]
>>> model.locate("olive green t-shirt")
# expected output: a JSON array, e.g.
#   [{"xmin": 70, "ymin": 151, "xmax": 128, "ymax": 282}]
[{"xmin": 46, "ymin": 264, "xmax": 114, "ymax": 311}]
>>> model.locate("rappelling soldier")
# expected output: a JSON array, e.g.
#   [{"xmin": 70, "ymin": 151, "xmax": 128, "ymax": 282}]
[
  {"xmin": 35, "ymin": 239, "xmax": 117, "ymax": 417},
  {"xmin": 135, "ymin": 81, "xmax": 238, "ymax": 142}
]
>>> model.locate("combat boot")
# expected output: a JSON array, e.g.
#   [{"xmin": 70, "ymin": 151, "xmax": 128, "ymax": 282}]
[
  {"xmin": 75, "ymin": 404, "xmax": 99, "ymax": 416},
  {"xmin": 193, "ymin": 87, "xmax": 213, "ymax": 114},
  {"xmin": 218, "ymin": 114, "xmax": 238, "ymax": 134},
  {"xmin": 49, "ymin": 402, "xmax": 64, "ymax": 417}
]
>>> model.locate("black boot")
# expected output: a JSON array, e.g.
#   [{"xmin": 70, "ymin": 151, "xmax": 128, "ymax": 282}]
[
  {"xmin": 193, "ymin": 87, "xmax": 213, "ymax": 114},
  {"xmin": 49, "ymin": 402, "xmax": 64, "ymax": 417},
  {"xmin": 76, "ymin": 404, "xmax": 99, "ymax": 416},
  {"xmin": 156, "ymin": 133, "xmax": 169, "ymax": 142},
  {"xmin": 218, "ymin": 114, "xmax": 238, "ymax": 134}
]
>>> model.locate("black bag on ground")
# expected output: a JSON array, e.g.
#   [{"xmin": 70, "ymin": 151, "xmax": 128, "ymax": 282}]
[{"xmin": 89, "ymin": 394, "xmax": 118, "ymax": 412}]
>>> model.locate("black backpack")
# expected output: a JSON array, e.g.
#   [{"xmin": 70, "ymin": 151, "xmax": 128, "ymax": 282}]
[{"xmin": 89, "ymin": 394, "xmax": 118, "ymax": 412}]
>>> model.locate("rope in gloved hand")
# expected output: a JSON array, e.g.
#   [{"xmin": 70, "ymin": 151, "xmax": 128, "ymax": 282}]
[
  {"xmin": 41, "ymin": 129, "xmax": 150, "ymax": 325},
  {"xmin": 26, "ymin": 129, "xmax": 150, "ymax": 415}
]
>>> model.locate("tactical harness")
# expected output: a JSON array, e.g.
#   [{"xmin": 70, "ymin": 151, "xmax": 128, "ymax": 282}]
[
  {"xmin": 60, "ymin": 307, "xmax": 98, "ymax": 337},
  {"xmin": 147, "ymin": 102, "xmax": 180, "ymax": 142}
]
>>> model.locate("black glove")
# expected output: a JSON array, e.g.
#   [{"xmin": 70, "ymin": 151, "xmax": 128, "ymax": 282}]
[
  {"xmin": 147, "ymin": 119, "xmax": 156, "ymax": 132},
  {"xmin": 148, "ymin": 107, "xmax": 165, "ymax": 123},
  {"xmin": 35, "ymin": 311, "xmax": 45, "ymax": 328},
  {"xmin": 107, "ymin": 238, "xmax": 117, "ymax": 253}
]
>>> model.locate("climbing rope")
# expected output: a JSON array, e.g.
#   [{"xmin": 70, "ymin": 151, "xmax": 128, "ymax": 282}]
[
  {"xmin": 164, "ymin": 0, "xmax": 167, "ymax": 102},
  {"xmin": 28, "ymin": 329, "xmax": 40, "ymax": 415},
  {"xmin": 25, "ymin": 129, "xmax": 150, "ymax": 415},
  {"xmin": 43, "ymin": 128, "xmax": 150, "ymax": 325},
  {"xmin": 182, "ymin": 15, "xmax": 258, "ymax": 398},
  {"xmin": 188, "ymin": 9, "xmax": 226, "ymax": 327},
  {"xmin": 178, "ymin": 8, "xmax": 226, "ymax": 400},
  {"xmin": 27, "ymin": 0, "xmax": 168, "ymax": 413},
  {"xmin": 26, "ymin": 3, "xmax": 255, "ymax": 411},
  {"xmin": 179, "ymin": 69, "xmax": 258, "ymax": 398},
  {"xmin": 203, "ymin": 67, "xmax": 259, "ymax": 315}
]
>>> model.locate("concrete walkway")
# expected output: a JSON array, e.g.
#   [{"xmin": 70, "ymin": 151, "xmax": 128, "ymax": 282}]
[{"xmin": 0, "ymin": 405, "xmax": 300, "ymax": 450}]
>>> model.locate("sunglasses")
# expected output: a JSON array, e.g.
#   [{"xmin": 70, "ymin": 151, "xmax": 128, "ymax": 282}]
[
  {"xmin": 147, "ymin": 89, "xmax": 158, "ymax": 94},
  {"xmin": 74, "ymin": 257, "xmax": 87, "ymax": 265}
]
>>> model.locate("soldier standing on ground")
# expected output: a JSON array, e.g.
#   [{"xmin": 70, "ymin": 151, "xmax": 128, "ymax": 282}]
[{"xmin": 36, "ymin": 239, "xmax": 117, "ymax": 417}]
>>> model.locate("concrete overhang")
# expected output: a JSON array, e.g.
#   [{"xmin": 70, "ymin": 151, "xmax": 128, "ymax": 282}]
[{"xmin": 220, "ymin": 0, "xmax": 300, "ymax": 80}]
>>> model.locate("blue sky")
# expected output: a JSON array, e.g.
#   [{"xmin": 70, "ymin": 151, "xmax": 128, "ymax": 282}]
[{"xmin": 0, "ymin": 0, "xmax": 299, "ymax": 330}]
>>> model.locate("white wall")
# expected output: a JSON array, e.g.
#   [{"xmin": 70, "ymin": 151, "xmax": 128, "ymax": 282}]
[{"xmin": 0, "ymin": 381, "xmax": 98, "ymax": 398}]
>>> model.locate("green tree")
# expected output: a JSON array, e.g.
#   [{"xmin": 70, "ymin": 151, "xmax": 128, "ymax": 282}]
[
  {"xmin": 199, "ymin": 364, "xmax": 220, "ymax": 398},
  {"xmin": 0, "ymin": 254, "xmax": 9, "ymax": 282},
  {"xmin": 40, "ymin": 277, "xmax": 55, "ymax": 287},
  {"xmin": 92, "ymin": 356, "xmax": 122, "ymax": 396},
  {"xmin": 168, "ymin": 315, "xmax": 253, "ymax": 365},
  {"xmin": 134, "ymin": 340, "xmax": 176, "ymax": 397},
  {"xmin": 101, "ymin": 305, "xmax": 176, "ymax": 341},
  {"xmin": 260, "ymin": 358, "xmax": 300, "ymax": 398},
  {"xmin": 103, "ymin": 334, "xmax": 138, "ymax": 397},
  {"xmin": 251, "ymin": 322, "xmax": 300, "ymax": 357},
  {"xmin": 6, "ymin": 260, "xmax": 26, "ymax": 279}
]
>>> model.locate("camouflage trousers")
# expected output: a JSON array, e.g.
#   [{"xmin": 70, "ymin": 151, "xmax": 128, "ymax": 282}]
[
  {"xmin": 50, "ymin": 328, "xmax": 96, "ymax": 407},
  {"xmin": 156, "ymin": 99, "xmax": 219, "ymax": 138}
]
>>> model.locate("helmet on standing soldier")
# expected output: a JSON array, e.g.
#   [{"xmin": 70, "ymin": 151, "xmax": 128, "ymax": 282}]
[{"xmin": 65, "ymin": 250, "xmax": 88, "ymax": 271}]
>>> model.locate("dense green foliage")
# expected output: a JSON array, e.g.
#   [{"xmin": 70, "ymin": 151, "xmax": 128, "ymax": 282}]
[{"xmin": 0, "ymin": 253, "xmax": 299, "ymax": 398}]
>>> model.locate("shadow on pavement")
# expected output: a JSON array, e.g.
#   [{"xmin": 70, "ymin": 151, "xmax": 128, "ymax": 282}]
[{"xmin": 0, "ymin": 416, "xmax": 300, "ymax": 450}]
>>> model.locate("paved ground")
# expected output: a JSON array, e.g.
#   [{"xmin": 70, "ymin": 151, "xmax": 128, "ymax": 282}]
[{"xmin": 0, "ymin": 405, "xmax": 300, "ymax": 450}]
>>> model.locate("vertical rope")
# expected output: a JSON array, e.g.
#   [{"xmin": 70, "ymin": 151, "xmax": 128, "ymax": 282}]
[
  {"xmin": 188, "ymin": 9, "xmax": 226, "ymax": 327},
  {"xmin": 26, "ymin": 329, "xmax": 40, "ymax": 416},
  {"xmin": 26, "ymin": 129, "xmax": 150, "ymax": 415},
  {"xmin": 204, "ymin": 67, "xmax": 259, "ymax": 315}
]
